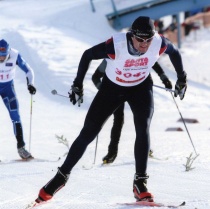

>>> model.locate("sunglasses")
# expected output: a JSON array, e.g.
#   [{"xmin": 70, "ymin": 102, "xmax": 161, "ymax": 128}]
[
  {"xmin": 0, "ymin": 47, "xmax": 6, "ymax": 51},
  {"xmin": 134, "ymin": 36, "xmax": 153, "ymax": 43}
]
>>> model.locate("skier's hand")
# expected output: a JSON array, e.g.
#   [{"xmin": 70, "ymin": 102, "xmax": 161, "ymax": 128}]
[
  {"xmin": 160, "ymin": 73, "xmax": 172, "ymax": 89},
  {"xmin": 28, "ymin": 84, "xmax": 36, "ymax": 95},
  {"xmin": 69, "ymin": 84, "xmax": 83, "ymax": 107},
  {"xmin": 174, "ymin": 76, "xmax": 187, "ymax": 100},
  {"xmin": 95, "ymin": 82, "xmax": 102, "ymax": 90}
]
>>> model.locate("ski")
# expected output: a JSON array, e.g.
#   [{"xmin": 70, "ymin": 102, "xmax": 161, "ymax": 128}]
[
  {"xmin": 25, "ymin": 200, "xmax": 49, "ymax": 209},
  {"xmin": 149, "ymin": 155, "xmax": 169, "ymax": 161},
  {"xmin": 0, "ymin": 157, "xmax": 60, "ymax": 164},
  {"xmin": 82, "ymin": 164, "xmax": 94, "ymax": 170},
  {"xmin": 83, "ymin": 162, "xmax": 111, "ymax": 169},
  {"xmin": 102, "ymin": 162, "xmax": 111, "ymax": 166},
  {"xmin": 118, "ymin": 201, "xmax": 185, "ymax": 208},
  {"xmin": 83, "ymin": 155, "xmax": 169, "ymax": 169}
]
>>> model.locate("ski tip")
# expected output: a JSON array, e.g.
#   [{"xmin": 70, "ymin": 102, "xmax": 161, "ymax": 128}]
[
  {"xmin": 25, "ymin": 201, "xmax": 37, "ymax": 209},
  {"xmin": 180, "ymin": 201, "xmax": 186, "ymax": 206},
  {"xmin": 117, "ymin": 200, "xmax": 186, "ymax": 208},
  {"xmin": 25, "ymin": 198, "xmax": 48, "ymax": 209},
  {"xmin": 168, "ymin": 201, "xmax": 186, "ymax": 208}
]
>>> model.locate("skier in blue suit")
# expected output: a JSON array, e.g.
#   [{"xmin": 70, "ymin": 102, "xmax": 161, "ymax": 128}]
[{"xmin": 0, "ymin": 39, "xmax": 36, "ymax": 159}]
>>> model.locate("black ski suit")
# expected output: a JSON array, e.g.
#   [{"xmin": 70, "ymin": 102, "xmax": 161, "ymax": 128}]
[
  {"xmin": 91, "ymin": 59, "xmax": 172, "ymax": 157},
  {"xmin": 60, "ymin": 32, "xmax": 186, "ymax": 174}
]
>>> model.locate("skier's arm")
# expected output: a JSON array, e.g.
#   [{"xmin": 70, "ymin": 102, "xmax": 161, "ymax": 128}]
[
  {"xmin": 152, "ymin": 62, "xmax": 172, "ymax": 89},
  {"xmin": 161, "ymin": 36, "xmax": 187, "ymax": 99},
  {"xmin": 16, "ymin": 54, "xmax": 34, "ymax": 85},
  {"xmin": 92, "ymin": 59, "xmax": 107, "ymax": 90},
  {"xmin": 152, "ymin": 62, "xmax": 164, "ymax": 76},
  {"xmin": 161, "ymin": 36, "xmax": 186, "ymax": 80},
  {"xmin": 73, "ymin": 43, "xmax": 108, "ymax": 87},
  {"xmin": 69, "ymin": 38, "xmax": 115, "ymax": 106},
  {"xmin": 74, "ymin": 38, "xmax": 114, "ymax": 87},
  {"xmin": 69, "ymin": 43, "xmax": 107, "ymax": 106},
  {"xmin": 16, "ymin": 54, "xmax": 36, "ymax": 94}
]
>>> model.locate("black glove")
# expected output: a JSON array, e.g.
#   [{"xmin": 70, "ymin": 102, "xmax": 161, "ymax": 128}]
[
  {"xmin": 95, "ymin": 82, "xmax": 102, "ymax": 90},
  {"xmin": 160, "ymin": 73, "xmax": 172, "ymax": 89},
  {"xmin": 69, "ymin": 84, "xmax": 83, "ymax": 106},
  {"xmin": 174, "ymin": 76, "xmax": 187, "ymax": 100},
  {"xmin": 28, "ymin": 84, "xmax": 36, "ymax": 95}
]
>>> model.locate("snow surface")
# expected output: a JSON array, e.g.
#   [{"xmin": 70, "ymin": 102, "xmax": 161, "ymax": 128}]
[{"xmin": 0, "ymin": 0, "xmax": 210, "ymax": 208}]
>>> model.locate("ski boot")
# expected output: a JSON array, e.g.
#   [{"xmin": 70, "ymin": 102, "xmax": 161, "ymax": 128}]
[
  {"xmin": 102, "ymin": 150, "xmax": 117, "ymax": 164},
  {"xmin": 18, "ymin": 146, "xmax": 33, "ymax": 159},
  {"xmin": 133, "ymin": 173, "xmax": 154, "ymax": 202},
  {"xmin": 37, "ymin": 167, "xmax": 70, "ymax": 203}
]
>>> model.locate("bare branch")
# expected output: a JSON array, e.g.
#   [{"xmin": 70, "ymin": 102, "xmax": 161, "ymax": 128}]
[
  {"xmin": 55, "ymin": 134, "xmax": 69, "ymax": 156},
  {"xmin": 183, "ymin": 152, "xmax": 199, "ymax": 171}
]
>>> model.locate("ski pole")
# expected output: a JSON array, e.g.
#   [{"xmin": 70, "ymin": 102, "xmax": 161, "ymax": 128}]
[
  {"xmin": 51, "ymin": 89, "xmax": 69, "ymax": 98},
  {"xmin": 170, "ymin": 92, "xmax": 198, "ymax": 156},
  {"xmin": 29, "ymin": 95, "xmax": 33, "ymax": 152},
  {"xmin": 153, "ymin": 84, "xmax": 175, "ymax": 93},
  {"xmin": 93, "ymin": 135, "xmax": 99, "ymax": 164},
  {"xmin": 51, "ymin": 89, "xmax": 83, "ymax": 107}
]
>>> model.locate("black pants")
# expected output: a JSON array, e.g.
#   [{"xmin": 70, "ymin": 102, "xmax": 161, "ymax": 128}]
[
  {"xmin": 61, "ymin": 75, "xmax": 154, "ymax": 174},
  {"xmin": 108, "ymin": 102, "xmax": 124, "ymax": 153}
]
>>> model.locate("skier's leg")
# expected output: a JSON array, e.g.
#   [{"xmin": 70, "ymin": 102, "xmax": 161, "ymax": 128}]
[
  {"xmin": 109, "ymin": 103, "xmax": 125, "ymax": 151},
  {"xmin": 127, "ymin": 79, "xmax": 154, "ymax": 201},
  {"xmin": 103, "ymin": 103, "xmax": 125, "ymax": 163},
  {"xmin": 2, "ymin": 82, "xmax": 23, "ymax": 146},
  {"xmin": 13, "ymin": 121, "xmax": 24, "ymax": 148},
  {"xmin": 61, "ymin": 90, "xmax": 122, "ymax": 173},
  {"xmin": 2, "ymin": 82, "xmax": 32, "ymax": 158},
  {"xmin": 130, "ymin": 98, "xmax": 154, "ymax": 174},
  {"xmin": 38, "ymin": 77, "xmax": 123, "ymax": 202},
  {"xmin": 37, "ymin": 167, "xmax": 69, "ymax": 203},
  {"xmin": 37, "ymin": 112, "xmax": 105, "ymax": 202}
]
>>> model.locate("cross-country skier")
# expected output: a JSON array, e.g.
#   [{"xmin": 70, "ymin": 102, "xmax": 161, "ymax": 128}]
[
  {"xmin": 35, "ymin": 16, "xmax": 187, "ymax": 203},
  {"xmin": 92, "ymin": 59, "xmax": 172, "ymax": 164},
  {"xmin": 0, "ymin": 39, "xmax": 36, "ymax": 159}
]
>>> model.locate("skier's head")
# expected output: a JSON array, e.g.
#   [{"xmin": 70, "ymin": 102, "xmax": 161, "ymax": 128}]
[
  {"xmin": 131, "ymin": 16, "xmax": 155, "ymax": 38},
  {"xmin": 130, "ymin": 16, "xmax": 155, "ymax": 54},
  {"xmin": 0, "ymin": 39, "xmax": 10, "ymax": 63}
]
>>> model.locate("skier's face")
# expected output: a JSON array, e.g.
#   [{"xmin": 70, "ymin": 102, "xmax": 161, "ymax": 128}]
[
  {"xmin": 132, "ymin": 35, "xmax": 153, "ymax": 54},
  {"xmin": 0, "ymin": 46, "xmax": 9, "ymax": 63},
  {"xmin": 0, "ymin": 56, "xmax": 7, "ymax": 63}
]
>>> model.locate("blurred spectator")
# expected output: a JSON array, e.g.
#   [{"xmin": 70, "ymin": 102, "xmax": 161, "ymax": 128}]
[
  {"xmin": 204, "ymin": 6, "xmax": 210, "ymax": 12},
  {"xmin": 183, "ymin": 8, "xmax": 204, "ymax": 35},
  {"xmin": 154, "ymin": 19, "xmax": 164, "ymax": 34},
  {"xmin": 183, "ymin": 6, "xmax": 210, "ymax": 31}
]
